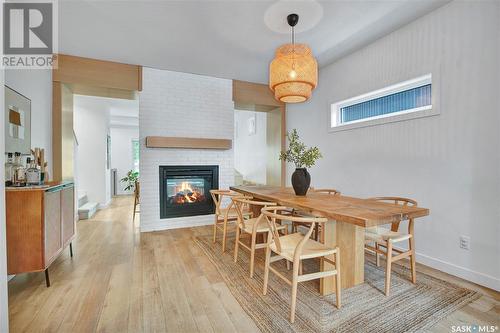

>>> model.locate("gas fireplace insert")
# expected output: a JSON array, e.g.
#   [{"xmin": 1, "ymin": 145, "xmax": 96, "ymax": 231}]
[{"xmin": 159, "ymin": 165, "xmax": 219, "ymax": 219}]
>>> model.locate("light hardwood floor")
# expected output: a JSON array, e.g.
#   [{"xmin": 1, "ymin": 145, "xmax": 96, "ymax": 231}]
[{"xmin": 8, "ymin": 196, "xmax": 499, "ymax": 332}]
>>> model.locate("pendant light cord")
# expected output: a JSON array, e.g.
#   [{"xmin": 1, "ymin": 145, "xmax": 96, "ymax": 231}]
[{"xmin": 291, "ymin": 24, "xmax": 296, "ymax": 70}]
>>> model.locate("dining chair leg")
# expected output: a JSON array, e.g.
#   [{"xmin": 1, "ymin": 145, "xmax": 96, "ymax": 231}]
[
  {"xmin": 250, "ymin": 232, "xmax": 257, "ymax": 278},
  {"xmin": 132, "ymin": 196, "xmax": 136, "ymax": 222},
  {"xmin": 335, "ymin": 250, "xmax": 341, "ymax": 308},
  {"xmin": 234, "ymin": 226, "xmax": 240, "ymax": 263},
  {"xmin": 290, "ymin": 260, "xmax": 300, "ymax": 323},
  {"xmin": 222, "ymin": 215, "xmax": 228, "ymax": 252},
  {"xmin": 212, "ymin": 215, "xmax": 218, "ymax": 243},
  {"xmin": 385, "ymin": 240, "xmax": 393, "ymax": 296},
  {"xmin": 375, "ymin": 242, "xmax": 380, "ymax": 267},
  {"xmin": 286, "ymin": 260, "xmax": 291, "ymax": 270},
  {"xmin": 298, "ymin": 260, "xmax": 303, "ymax": 276},
  {"xmin": 410, "ymin": 242, "xmax": 416, "ymax": 284},
  {"xmin": 263, "ymin": 247, "xmax": 271, "ymax": 295},
  {"xmin": 132, "ymin": 198, "xmax": 137, "ymax": 222},
  {"xmin": 408, "ymin": 220, "xmax": 417, "ymax": 284}
]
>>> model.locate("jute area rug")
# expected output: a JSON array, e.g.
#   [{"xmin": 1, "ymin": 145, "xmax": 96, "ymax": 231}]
[{"xmin": 195, "ymin": 234, "xmax": 478, "ymax": 333}]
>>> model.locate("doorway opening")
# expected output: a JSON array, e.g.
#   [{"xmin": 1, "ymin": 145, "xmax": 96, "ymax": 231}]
[
  {"xmin": 234, "ymin": 106, "xmax": 282, "ymax": 186},
  {"xmin": 73, "ymin": 95, "xmax": 139, "ymax": 221}
]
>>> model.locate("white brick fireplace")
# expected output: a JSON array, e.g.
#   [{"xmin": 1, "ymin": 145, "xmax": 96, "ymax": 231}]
[{"xmin": 139, "ymin": 67, "xmax": 234, "ymax": 232}]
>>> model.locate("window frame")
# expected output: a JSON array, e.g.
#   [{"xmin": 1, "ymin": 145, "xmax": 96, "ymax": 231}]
[{"xmin": 329, "ymin": 74, "xmax": 438, "ymax": 132}]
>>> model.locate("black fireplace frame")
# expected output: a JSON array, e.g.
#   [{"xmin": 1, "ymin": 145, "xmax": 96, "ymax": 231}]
[{"xmin": 159, "ymin": 165, "xmax": 219, "ymax": 219}]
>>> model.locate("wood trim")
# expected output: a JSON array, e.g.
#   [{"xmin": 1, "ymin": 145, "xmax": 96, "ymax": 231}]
[
  {"xmin": 52, "ymin": 82, "xmax": 62, "ymax": 182},
  {"xmin": 61, "ymin": 84, "xmax": 74, "ymax": 181},
  {"xmin": 233, "ymin": 80, "xmax": 282, "ymax": 107},
  {"xmin": 145, "ymin": 136, "xmax": 232, "ymax": 150},
  {"xmin": 53, "ymin": 54, "xmax": 142, "ymax": 91},
  {"xmin": 68, "ymin": 84, "xmax": 137, "ymax": 100},
  {"xmin": 138, "ymin": 66, "xmax": 143, "ymax": 91}
]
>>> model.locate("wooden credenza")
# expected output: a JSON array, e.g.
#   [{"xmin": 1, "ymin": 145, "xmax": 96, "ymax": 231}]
[{"xmin": 6, "ymin": 182, "xmax": 75, "ymax": 287}]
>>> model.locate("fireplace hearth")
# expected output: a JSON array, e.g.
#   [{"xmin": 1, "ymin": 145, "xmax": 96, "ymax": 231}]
[{"xmin": 159, "ymin": 165, "xmax": 219, "ymax": 219}]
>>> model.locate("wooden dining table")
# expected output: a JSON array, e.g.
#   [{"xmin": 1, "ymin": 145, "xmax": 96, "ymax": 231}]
[{"xmin": 230, "ymin": 186, "xmax": 430, "ymax": 296}]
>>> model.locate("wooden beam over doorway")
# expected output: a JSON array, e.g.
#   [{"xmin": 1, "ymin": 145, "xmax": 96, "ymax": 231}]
[
  {"xmin": 52, "ymin": 54, "xmax": 142, "ymax": 182},
  {"xmin": 53, "ymin": 54, "xmax": 142, "ymax": 91}
]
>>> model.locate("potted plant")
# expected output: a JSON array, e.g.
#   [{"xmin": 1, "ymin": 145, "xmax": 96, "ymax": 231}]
[
  {"xmin": 120, "ymin": 170, "xmax": 139, "ymax": 192},
  {"xmin": 279, "ymin": 129, "xmax": 322, "ymax": 196}
]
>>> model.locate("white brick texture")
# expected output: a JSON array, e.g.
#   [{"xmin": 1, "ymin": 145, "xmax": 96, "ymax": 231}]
[{"xmin": 139, "ymin": 67, "xmax": 234, "ymax": 232}]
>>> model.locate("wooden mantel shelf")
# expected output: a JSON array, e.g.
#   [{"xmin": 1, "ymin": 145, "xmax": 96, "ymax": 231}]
[{"xmin": 145, "ymin": 136, "xmax": 232, "ymax": 150}]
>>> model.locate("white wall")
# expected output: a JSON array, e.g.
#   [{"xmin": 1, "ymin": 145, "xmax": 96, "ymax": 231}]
[
  {"xmin": 74, "ymin": 95, "xmax": 111, "ymax": 208},
  {"xmin": 5, "ymin": 69, "xmax": 52, "ymax": 177},
  {"xmin": 234, "ymin": 110, "xmax": 267, "ymax": 185},
  {"xmin": 110, "ymin": 126, "xmax": 139, "ymax": 195},
  {"xmin": 140, "ymin": 67, "xmax": 234, "ymax": 232},
  {"xmin": 287, "ymin": 1, "xmax": 500, "ymax": 290}
]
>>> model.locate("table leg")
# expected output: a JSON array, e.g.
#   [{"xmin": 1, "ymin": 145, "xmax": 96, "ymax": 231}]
[{"xmin": 320, "ymin": 220, "xmax": 365, "ymax": 295}]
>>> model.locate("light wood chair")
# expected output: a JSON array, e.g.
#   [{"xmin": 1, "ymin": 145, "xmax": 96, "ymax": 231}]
[
  {"xmin": 291, "ymin": 188, "xmax": 341, "ymax": 241},
  {"xmin": 133, "ymin": 180, "xmax": 140, "ymax": 222},
  {"xmin": 261, "ymin": 206, "xmax": 341, "ymax": 323},
  {"xmin": 210, "ymin": 190, "xmax": 251, "ymax": 252},
  {"xmin": 364, "ymin": 197, "xmax": 418, "ymax": 296},
  {"xmin": 232, "ymin": 197, "xmax": 285, "ymax": 278}
]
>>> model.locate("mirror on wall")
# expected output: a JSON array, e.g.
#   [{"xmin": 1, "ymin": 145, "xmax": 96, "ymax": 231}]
[{"xmin": 4, "ymin": 86, "xmax": 31, "ymax": 154}]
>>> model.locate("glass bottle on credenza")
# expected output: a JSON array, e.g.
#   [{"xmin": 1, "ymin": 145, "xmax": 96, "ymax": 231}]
[
  {"xmin": 26, "ymin": 157, "xmax": 41, "ymax": 185},
  {"xmin": 12, "ymin": 152, "xmax": 26, "ymax": 187},
  {"xmin": 5, "ymin": 152, "xmax": 14, "ymax": 186}
]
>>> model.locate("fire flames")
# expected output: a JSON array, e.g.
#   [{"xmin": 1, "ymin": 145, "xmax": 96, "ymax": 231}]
[{"xmin": 171, "ymin": 181, "xmax": 205, "ymax": 204}]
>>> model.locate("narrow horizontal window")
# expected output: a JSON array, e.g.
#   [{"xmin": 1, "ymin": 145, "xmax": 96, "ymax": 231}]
[{"xmin": 331, "ymin": 74, "xmax": 432, "ymax": 129}]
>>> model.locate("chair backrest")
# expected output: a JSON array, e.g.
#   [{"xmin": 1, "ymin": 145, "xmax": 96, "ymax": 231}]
[
  {"xmin": 368, "ymin": 196, "xmax": 418, "ymax": 232},
  {"xmin": 261, "ymin": 206, "xmax": 328, "ymax": 261},
  {"xmin": 314, "ymin": 188, "xmax": 341, "ymax": 195},
  {"xmin": 210, "ymin": 190, "xmax": 240, "ymax": 215},
  {"xmin": 231, "ymin": 197, "xmax": 276, "ymax": 230}
]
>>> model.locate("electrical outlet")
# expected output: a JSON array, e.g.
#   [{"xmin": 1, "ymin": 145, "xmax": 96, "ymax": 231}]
[{"xmin": 460, "ymin": 236, "xmax": 470, "ymax": 250}]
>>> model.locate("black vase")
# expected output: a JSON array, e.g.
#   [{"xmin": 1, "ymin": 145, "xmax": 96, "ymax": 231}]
[{"xmin": 291, "ymin": 168, "xmax": 311, "ymax": 196}]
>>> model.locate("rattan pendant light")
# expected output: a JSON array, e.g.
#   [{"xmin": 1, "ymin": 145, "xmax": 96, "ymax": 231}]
[{"xmin": 269, "ymin": 14, "xmax": 318, "ymax": 103}]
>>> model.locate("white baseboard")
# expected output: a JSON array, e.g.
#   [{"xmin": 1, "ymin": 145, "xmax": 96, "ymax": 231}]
[
  {"xmin": 414, "ymin": 251, "xmax": 500, "ymax": 291},
  {"xmin": 140, "ymin": 214, "xmax": 214, "ymax": 232},
  {"xmin": 391, "ymin": 245, "xmax": 500, "ymax": 291},
  {"xmin": 98, "ymin": 200, "xmax": 112, "ymax": 210}
]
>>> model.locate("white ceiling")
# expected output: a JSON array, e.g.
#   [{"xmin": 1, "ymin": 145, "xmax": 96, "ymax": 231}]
[{"xmin": 59, "ymin": 0, "xmax": 449, "ymax": 84}]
